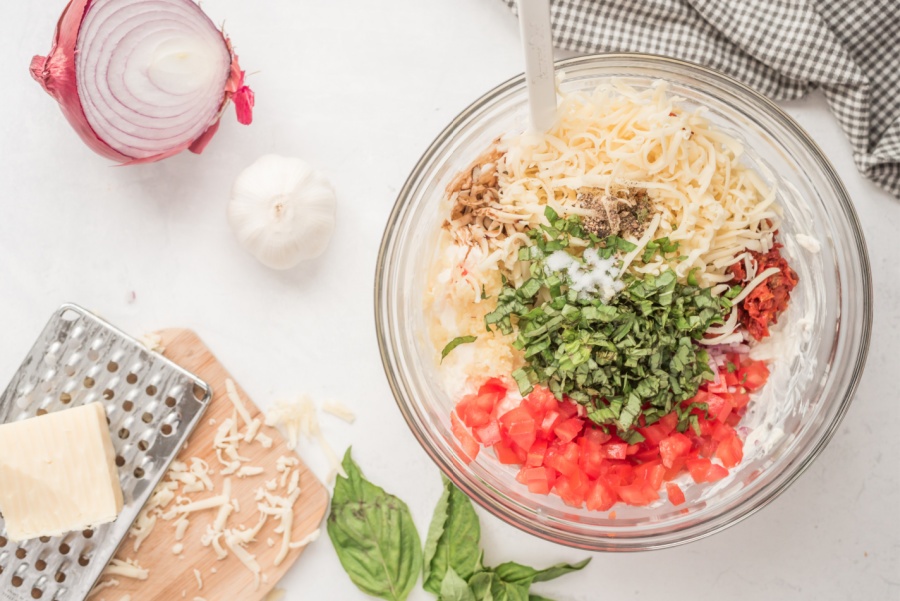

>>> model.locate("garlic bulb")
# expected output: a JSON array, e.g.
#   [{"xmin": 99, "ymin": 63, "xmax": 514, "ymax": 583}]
[{"xmin": 228, "ymin": 154, "xmax": 337, "ymax": 270}]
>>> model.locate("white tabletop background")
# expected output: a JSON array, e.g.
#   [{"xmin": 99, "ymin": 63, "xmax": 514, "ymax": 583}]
[{"xmin": 2, "ymin": 1, "xmax": 898, "ymax": 599}]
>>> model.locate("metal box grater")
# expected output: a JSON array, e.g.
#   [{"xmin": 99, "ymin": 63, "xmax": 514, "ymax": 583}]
[{"xmin": 0, "ymin": 304, "xmax": 212, "ymax": 601}]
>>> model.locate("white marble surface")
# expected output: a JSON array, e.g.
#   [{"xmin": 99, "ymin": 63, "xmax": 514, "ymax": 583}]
[{"xmin": 2, "ymin": 1, "xmax": 898, "ymax": 599}]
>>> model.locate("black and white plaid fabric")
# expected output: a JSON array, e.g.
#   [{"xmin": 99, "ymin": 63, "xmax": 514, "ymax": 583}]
[{"xmin": 502, "ymin": 0, "xmax": 900, "ymax": 198}]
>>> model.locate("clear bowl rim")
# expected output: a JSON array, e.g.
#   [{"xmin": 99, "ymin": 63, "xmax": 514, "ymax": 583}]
[{"xmin": 375, "ymin": 52, "xmax": 873, "ymax": 551}]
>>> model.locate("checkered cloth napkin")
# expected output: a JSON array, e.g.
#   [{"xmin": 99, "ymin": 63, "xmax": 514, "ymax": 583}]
[{"xmin": 503, "ymin": 0, "xmax": 900, "ymax": 198}]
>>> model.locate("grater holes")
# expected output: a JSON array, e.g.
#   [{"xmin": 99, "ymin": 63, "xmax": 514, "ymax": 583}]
[
  {"xmin": 160, "ymin": 423, "xmax": 173, "ymax": 436},
  {"xmin": 115, "ymin": 456, "xmax": 125, "ymax": 467},
  {"xmin": 59, "ymin": 392, "xmax": 72, "ymax": 404},
  {"xmin": 103, "ymin": 388, "xmax": 115, "ymax": 400},
  {"xmin": 11, "ymin": 575, "xmax": 23, "ymax": 587},
  {"xmin": 58, "ymin": 543, "xmax": 70, "ymax": 555},
  {"xmin": 138, "ymin": 439, "xmax": 149, "ymax": 451},
  {"xmin": 83, "ymin": 376, "xmax": 95, "ymax": 388},
  {"xmin": 38, "ymin": 537, "xmax": 50, "ymax": 543},
  {"xmin": 82, "ymin": 529, "xmax": 93, "ymax": 539},
  {"xmin": 133, "ymin": 467, "xmax": 145, "ymax": 479},
  {"xmin": 87, "ymin": 349, "xmax": 100, "ymax": 362},
  {"xmin": 146, "ymin": 384, "xmax": 158, "ymax": 396},
  {"xmin": 36, "ymin": 408, "xmax": 48, "ymax": 416},
  {"xmin": 165, "ymin": 396, "xmax": 177, "ymax": 408},
  {"xmin": 31, "ymin": 587, "xmax": 43, "ymax": 599},
  {"xmin": 77, "ymin": 553, "xmax": 90, "ymax": 567},
  {"xmin": 107, "ymin": 360, "xmax": 119, "ymax": 372},
  {"xmin": 193, "ymin": 383, "xmax": 206, "ymax": 400},
  {"xmin": 126, "ymin": 373, "xmax": 138, "ymax": 385},
  {"xmin": 54, "ymin": 570, "xmax": 66, "ymax": 583},
  {"xmin": 118, "ymin": 427, "xmax": 130, "ymax": 440},
  {"xmin": 15, "ymin": 547, "xmax": 26, "ymax": 559},
  {"xmin": 0, "ymin": 535, "xmax": 6, "ymax": 547},
  {"xmin": 64, "ymin": 365, "xmax": 76, "ymax": 378},
  {"xmin": 122, "ymin": 399, "xmax": 134, "ymax": 412},
  {"xmin": 59, "ymin": 308, "xmax": 80, "ymax": 322},
  {"xmin": 35, "ymin": 558, "xmax": 47, "ymax": 571},
  {"xmin": 141, "ymin": 412, "xmax": 153, "ymax": 424}
]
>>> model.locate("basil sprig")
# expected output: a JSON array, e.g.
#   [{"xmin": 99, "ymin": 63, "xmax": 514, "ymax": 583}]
[{"xmin": 329, "ymin": 456, "xmax": 590, "ymax": 601}]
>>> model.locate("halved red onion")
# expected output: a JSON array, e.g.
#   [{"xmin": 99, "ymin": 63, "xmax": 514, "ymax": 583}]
[{"xmin": 30, "ymin": 0, "xmax": 254, "ymax": 164}]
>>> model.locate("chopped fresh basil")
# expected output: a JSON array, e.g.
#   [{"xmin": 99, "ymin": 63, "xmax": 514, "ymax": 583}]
[
  {"xmin": 441, "ymin": 336, "xmax": 477, "ymax": 362},
  {"xmin": 486, "ymin": 214, "xmax": 729, "ymax": 436}
]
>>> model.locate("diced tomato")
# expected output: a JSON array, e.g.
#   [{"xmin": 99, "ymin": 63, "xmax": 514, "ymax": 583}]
[
  {"xmin": 478, "ymin": 378, "xmax": 507, "ymax": 401},
  {"xmin": 522, "ymin": 466, "xmax": 554, "ymax": 495},
  {"xmin": 554, "ymin": 417, "xmax": 584, "ymax": 444},
  {"xmin": 706, "ymin": 393, "xmax": 734, "ymax": 423},
  {"xmin": 711, "ymin": 422, "xmax": 736, "ymax": 443},
  {"xmin": 545, "ymin": 448, "xmax": 579, "ymax": 477},
  {"xmin": 456, "ymin": 393, "xmax": 495, "ymax": 428},
  {"xmin": 604, "ymin": 443, "xmax": 628, "ymax": 460},
  {"xmin": 663, "ymin": 456, "xmax": 687, "ymax": 481},
  {"xmin": 686, "ymin": 458, "xmax": 729, "ymax": 483},
  {"xmin": 473, "ymin": 421, "xmax": 502, "ymax": 446},
  {"xmin": 539, "ymin": 410, "xmax": 562, "ymax": 436},
  {"xmin": 658, "ymin": 412, "xmax": 679, "ymax": 432},
  {"xmin": 451, "ymin": 412, "xmax": 479, "ymax": 463},
  {"xmin": 731, "ymin": 390, "xmax": 751, "ymax": 409},
  {"xmin": 582, "ymin": 426, "xmax": 612, "ymax": 446},
  {"xmin": 686, "ymin": 457, "xmax": 713, "ymax": 483},
  {"xmin": 634, "ymin": 460, "xmax": 665, "ymax": 491},
  {"xmin": 498, "ymin": 406, "xmax": 537, "ymax": 451},
  {"xmin": 633, "ymin": 447, "xmax": 661, "ymax": 463},
  {"xmin": 723, "ymin": 369, "xmax": 740, "ymax": 387},
  {"xmin": 526, "ymin": 439, "xmax": 548, "ymax": 467},
  {"xmin": 638, "ymin": 423, "xmax": 670, "ymax": 446},
  {"xmin": 453, "ymin": 364, "xmax": 766, "ymax": 511},
  {"xmin": 659, "ymin": 433, "xmax": 692, "ymax": 468},
  {"xmin": 493, "ymin": 440, "xmax": 520, "ymax": 464},
  {"xmin": 715, "ymin": 434, "xmax": 744, "ymax": 468},
  {"xmin": 738, "ymin": 360, "xmax": 769, "ymax": 392},
  {"xmin": 725, "ymin": 412, "xmax": 743, "ymax": 427},
  {"xmin": 615, "ymin": 480, "xmax": 659, "ymax": 505},
  {"xmin": 586, "ymin": 478, "xmax": 617, "ymax": 511},
  {"xmin": 579, "ymin": 448, "xmax": 605, "ymax": 479},
  {"xmin": 522, "ymin": 387, "xmax": 556, "ymax": 418},
  {"xmin": 555, "ymin": 469, "xmax": 589, "ymax": 507},
  {"xmin": 606, "ymin": 463, "xmax": 635, "ymax": 487},
  {"xmin": 557, "ymin": 400, "xmax": 580, "ymax": 419},
  {"xmin": 706, "ymin": 464, "xmax": 729, "ymax": 482},
  {"xmin": 707, "ymin": 376, "xmax": 728, "ymax": 395},
  {"xmin": 666, "ymin": 482, "xmax": 685, "ymax": 506}
]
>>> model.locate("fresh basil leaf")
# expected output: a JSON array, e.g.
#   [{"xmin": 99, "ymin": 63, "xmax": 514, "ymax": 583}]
[
  {"xmin": 440, "ymin": 568, "xmax": 476, "ymax": 601},
  {"xmin": 327, "ymin": 449, "xmax": 422, "ymax": 601},
  {"xmin": 529, "ymin": 558, "xmax": 591, "ymax": 582},
  {"xmin": 493, "ymin": 558, "xmax": 590, "ymax": 586},
  {"xmin": 423, "ymin": 477, "xmax": 482, "ymax": 594},
  {"xmin": 469, "ymin": 572, "xmax": 496, "ymax": 601},
  {"xmin": 423, "ymin": 479, "xmax": 451, "ymax": 589},
  {"xmin": 441, "ymin": 336, "xmax": 477, "ymax": 362}
]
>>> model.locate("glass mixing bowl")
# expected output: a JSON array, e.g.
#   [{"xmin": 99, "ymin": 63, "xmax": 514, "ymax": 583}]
[{"xmin": 375, "ymin": 54, "xmax": 872, "ymax": 550}]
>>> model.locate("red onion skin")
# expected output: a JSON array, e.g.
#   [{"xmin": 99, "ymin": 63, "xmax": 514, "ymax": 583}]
[{"xmin": 30, "ymin": 0, "xmax": 253, "ymax": 165}]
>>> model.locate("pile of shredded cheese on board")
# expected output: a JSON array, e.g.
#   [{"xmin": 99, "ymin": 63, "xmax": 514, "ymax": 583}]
[{"xmin": 91, "ymin": 381, "xmax": 347, "ymax": 600}]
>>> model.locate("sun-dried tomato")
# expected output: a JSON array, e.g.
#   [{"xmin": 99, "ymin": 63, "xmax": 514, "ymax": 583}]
[{"xmin": 729, "ymin": 243, "xmax": 798, "ymax": 341}]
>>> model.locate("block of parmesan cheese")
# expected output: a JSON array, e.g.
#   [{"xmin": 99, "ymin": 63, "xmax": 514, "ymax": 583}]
[{"xmin": 0, "ymin": 402, "xmax": 124, "ymax": 542}]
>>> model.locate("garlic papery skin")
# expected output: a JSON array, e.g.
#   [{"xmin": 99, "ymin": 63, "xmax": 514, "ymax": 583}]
[{"xmin": 228, "ymin": 155, "xmax": 337, "ymax": 270}]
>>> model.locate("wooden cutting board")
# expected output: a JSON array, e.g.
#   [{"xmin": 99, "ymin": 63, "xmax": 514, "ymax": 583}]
[{"xmin": 95, "ymin": 329, "xmax": 329, "ymax": 601}]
